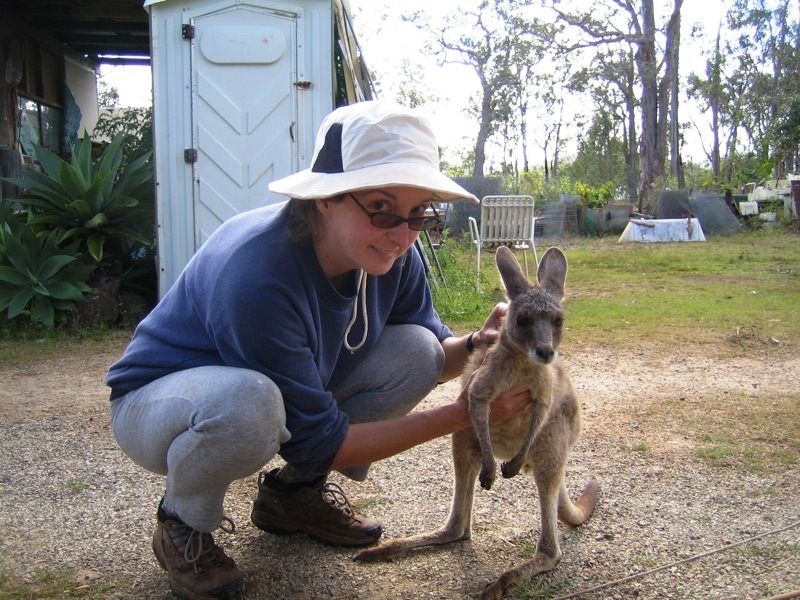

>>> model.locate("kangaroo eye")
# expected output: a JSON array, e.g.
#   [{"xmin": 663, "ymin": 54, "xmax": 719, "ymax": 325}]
[
  {"xmin": 516, "ymin": 316, "xmax": 531, "ymax": 327},
  {"xmin": 553, "ymin": 317, "xmax": 564, "ymax": 327}
]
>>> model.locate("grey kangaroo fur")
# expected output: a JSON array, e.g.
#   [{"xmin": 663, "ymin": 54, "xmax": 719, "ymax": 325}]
[{"xmin": 356, "ymin": 246, "xmax": 599, "ymax": 600}]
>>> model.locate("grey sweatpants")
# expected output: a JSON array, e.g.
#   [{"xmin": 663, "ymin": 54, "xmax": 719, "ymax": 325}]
[{"xmin": 110, "ymin": 325, "xmax": 444, "ymax": 532}]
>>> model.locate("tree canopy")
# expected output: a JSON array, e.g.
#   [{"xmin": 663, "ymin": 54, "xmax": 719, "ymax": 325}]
[{"xmin": 374, "ymin": 0, "xmax": 798, "ymax": 207}]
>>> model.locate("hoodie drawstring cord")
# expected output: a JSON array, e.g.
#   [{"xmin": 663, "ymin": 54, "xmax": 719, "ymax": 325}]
[{"xmin": 343, "ymin": 269, "xmax": 368, "ymax": 352}]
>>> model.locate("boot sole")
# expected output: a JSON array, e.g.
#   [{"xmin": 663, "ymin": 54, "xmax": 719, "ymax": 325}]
[
  {"xmin": 251, "ymin": 511, "xmax": 382, "ymax": 547},
  {"xmin": 154, "ymin": 543, "xmax": 244, "ymax": 600},
  {"xmin": 166, "ymin": 581, "xmax": 243, "ymax": 600}
]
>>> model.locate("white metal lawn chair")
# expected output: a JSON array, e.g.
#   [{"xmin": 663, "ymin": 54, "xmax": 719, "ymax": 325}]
[{"xmin": 468, "ymin": 195, "xmax": 538, "ymax": 290}]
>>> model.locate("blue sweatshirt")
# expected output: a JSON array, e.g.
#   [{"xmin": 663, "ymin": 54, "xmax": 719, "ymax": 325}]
[{"xmin": 106, "ymin": 202, "xmax": 451, "ymax": 474}]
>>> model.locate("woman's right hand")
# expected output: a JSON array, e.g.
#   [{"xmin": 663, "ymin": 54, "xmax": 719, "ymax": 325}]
[{"xmin": 488, "ymin": 386, "xmax": 533, "ymax": 422}]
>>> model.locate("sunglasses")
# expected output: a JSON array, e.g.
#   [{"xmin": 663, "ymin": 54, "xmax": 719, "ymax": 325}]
[{"xmin": 347, "ymin": 194, "xmax": 441, "ymax": 231}]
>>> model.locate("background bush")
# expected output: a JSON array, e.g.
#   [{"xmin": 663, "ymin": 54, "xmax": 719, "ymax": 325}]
[{"xmin": 0, "ymin": 130, "xmax": 155, "ymax": 329}]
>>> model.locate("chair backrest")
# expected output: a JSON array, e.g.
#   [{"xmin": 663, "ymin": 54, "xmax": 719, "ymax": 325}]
[{"xmin": 479, "ymin": 195, "xmax": 536, "ymax": 244}]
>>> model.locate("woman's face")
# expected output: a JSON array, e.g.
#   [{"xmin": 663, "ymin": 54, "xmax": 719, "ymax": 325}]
[{"xmin": 314, "ymin": 187, "xmax": 437, "ymax": 280}]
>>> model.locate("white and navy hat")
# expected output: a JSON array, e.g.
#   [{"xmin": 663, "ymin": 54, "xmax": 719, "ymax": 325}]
[{"xmin": 268, "ymin": 101, "xmax": 478, "ymax": 203}]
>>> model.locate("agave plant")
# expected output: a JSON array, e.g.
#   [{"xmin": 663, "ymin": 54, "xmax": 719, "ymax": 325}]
[
  {"xmin": 0, "ymin": 216, "xmax": 94, "ymax": 328},
  {"xmin": 4, "ymin": 133, "xmax": 154, "ymax": 264}
]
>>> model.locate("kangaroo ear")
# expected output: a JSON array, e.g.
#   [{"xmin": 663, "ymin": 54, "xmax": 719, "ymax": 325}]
[
  {"xmin": 537, "ymin": 247, "xmax": 567, "ymax": 300},
  {"xmin": 496, "ymin": 246, "xmax": 529, "ymax": 299}
]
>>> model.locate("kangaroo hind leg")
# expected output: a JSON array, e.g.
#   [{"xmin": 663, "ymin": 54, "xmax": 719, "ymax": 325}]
[
  {"xmin": 482, "ymin": 453, "xmax": 566, "ymax": 598},
  {"xmin": 355, "ymin": 431, "xmax": 480, "ymax": 562}
]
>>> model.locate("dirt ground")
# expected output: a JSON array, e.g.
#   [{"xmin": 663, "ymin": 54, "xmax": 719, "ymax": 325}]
[{"xmin": 1, "ymin": 334, "xmax": 799, "ymax": 599}]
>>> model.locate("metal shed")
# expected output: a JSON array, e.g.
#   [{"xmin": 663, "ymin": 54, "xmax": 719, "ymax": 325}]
[{"xmin": 145, "ymin": 0, "xmax": 372, "ymax": 295}]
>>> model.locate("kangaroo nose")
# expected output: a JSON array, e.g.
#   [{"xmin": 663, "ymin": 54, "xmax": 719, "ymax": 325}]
[{"xmin": 535, "ymin": 345, "xmax": 554, "ymax": 364}]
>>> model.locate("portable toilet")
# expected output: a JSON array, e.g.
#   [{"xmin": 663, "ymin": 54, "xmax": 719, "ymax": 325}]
[{"xmin": 145, "ymin": 0, "xmax": 373, "ymax": 296}]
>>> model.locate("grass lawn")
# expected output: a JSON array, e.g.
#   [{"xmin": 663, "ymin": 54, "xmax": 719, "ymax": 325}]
[
  {"xmin": 2, "ymin": 228, "xmax": 798, "ymax": 363},
  {"xmin": 434, "ymin": 228, "xmax": 800, "ymax": 351},
  {"xmin": 0, "ymin": 326, "xmax": 132, "ymax": 367}
]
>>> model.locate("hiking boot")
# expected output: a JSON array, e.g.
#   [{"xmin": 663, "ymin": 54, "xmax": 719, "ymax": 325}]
[
  {"xmin": 251, "ymin": 468, "xmax": 382, "ymax": 547},
  {"xmin": 152, "ymin": 501, "xmax": 243, "ymax": 600}
]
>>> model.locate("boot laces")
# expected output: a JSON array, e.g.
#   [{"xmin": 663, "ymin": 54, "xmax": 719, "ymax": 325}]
[
  {"xmin": 320, "ymin": 482, "xmax": 361, "ymax": 524},
  {"xmin": 172, "ymin": 516, "xmax": 236, "ymax": 573}
]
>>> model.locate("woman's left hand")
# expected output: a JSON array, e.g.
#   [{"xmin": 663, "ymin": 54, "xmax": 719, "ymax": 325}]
[{"xmin": 472, "ymin": 302, "xmax": 508, "ymax": 349}]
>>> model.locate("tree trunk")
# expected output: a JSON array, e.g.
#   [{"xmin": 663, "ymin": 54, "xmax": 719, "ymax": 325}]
[
  {"xmin": 543, "ymin": 134, "xmax": 550, "ymax": 182},
  {"xmin": 771, "ymin": 0, "xmax": 791, "ymax": 177},
  {"xmin": 636, "ymin": 0, "xmax": 658, "ymax": 210},
  {"xmin": 543, "ymin": 150, "xmax": 549, "ymax": 182},
  {"xmin": 473, "ymin": 79, "xmax": 493, "ymax": 176},
  {"xmin": 616, "ymin": 48, "xmax": 639, "ymax": 206},
  {"xmin": 710, "ymin": 28, "xmax": 722, "ymax": 181},
  {"xmin": 712, "ymin": 103, "xmax": 721, "ymax": 180},
  {"xmin": 520, "ymin": 102, "xmax": 530, "ymax": 172},
  {"xmin": 626, "ymin": 93, "xmax": 639, "ymax": 206},
  {"xmin": 666, "ymin": 0, "xmax": 684, "ymax": 188},
  {"xmin": 724, "ymin": 125, "xmax": 739, "ymax": 187},
  {"xmin": 656, "ymin": 84, "xmax": 669, "ymax": 186},
  {"xmin": 769, "ymin": 1, "xmax": 786, "ymax": 167},
  {"xmin": 552, "ymin": 120, "xmax": 562, "ymax": 179}
]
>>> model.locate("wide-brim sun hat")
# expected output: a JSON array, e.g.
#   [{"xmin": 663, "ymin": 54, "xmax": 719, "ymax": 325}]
[{"xmin": 268, "ymin": 101, "xmax": 478, "ymax": 203}]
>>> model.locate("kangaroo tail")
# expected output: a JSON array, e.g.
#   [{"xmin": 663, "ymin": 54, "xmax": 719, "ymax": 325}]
[
  {"xmin": 557, "ymin": 476, "xmax": 599, "ymax": 527},
  {"xmin": 354, "ymin": 527, "xmax": 469, "ymax": 562}
]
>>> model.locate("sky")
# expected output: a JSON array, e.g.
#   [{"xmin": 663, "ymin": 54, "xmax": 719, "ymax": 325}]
[{"xmin": 100, "ymin": 0, "xmax": 730, "ymax": 169}]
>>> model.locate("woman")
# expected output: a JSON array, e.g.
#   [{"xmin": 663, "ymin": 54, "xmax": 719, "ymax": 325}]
[{"xmin": 106, "ymin": 101, "xmax": 532, "ymax": 600}]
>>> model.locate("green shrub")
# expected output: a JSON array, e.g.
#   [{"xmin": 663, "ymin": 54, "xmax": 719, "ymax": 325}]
[
  {"xmin": 94, "ymin": 83, "xmax": 153, "ymax": 165},
  {"xmin": 575, "ymin": 181, "xmax": 616, "ymax": 208},
  {"xmin": 0, "ymin": 217, "xmax": 93, "ymax": 328},
  {"xmin": 431, "ymin": 235, "xmax": 499, "ymax": 330},
  {"xmin": 4, "ymin": 133, "xmax": 154, "ymax": 266}
]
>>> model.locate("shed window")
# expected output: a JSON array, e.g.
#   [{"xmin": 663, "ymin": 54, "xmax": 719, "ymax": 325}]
[{"xmin": 19, "ymin": 97, "xmax": 63, "ymax": 161}]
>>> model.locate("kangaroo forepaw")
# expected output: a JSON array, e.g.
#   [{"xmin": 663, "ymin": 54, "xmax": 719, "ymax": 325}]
[
  {"xmin": 500, "ymin": 459, "xmax": 522, "ymax": 479},
  {"xmin": 479, "ymin": 466, "xmax": 496, "ymax": 490}
]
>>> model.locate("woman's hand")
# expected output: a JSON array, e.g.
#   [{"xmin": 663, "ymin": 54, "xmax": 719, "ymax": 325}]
[
  {"xmin": 471, "ymin": 302, "xmax": 508, "ymax": 349},
  {"xmin": 488, "ymin": 386, "xmax": 532, "ymax": 422},
  {"xmin": 440, "ymin": 302, "xmax": 510, "ymax": 382},
  {"xmin": 455, "ymin": 381, "xmax": 532, "ymax": 425}
]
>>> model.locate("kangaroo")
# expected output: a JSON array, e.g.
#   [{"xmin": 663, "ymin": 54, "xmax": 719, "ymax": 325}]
[{"xmin": 356, "ymin": 246, "xmax": 598, "ymax": 600}]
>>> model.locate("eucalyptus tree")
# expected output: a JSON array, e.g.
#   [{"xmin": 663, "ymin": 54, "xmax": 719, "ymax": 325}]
[
  {"xmin": 726, "ymin": 0, "xmax": 799, "ymax": 176},
  {"xmin": 689, "ymin": 0, "xmax": 799, "ymax": 187},
  {"xmin": 393, "ymin": 59, "xmax": 439, "ymax": 109},
  {"xmin": 687, "ymin": 27, "xmax": 727, "ymax": 183},
  {"xmin": 688, "ymin": 42, "xmax": 763, "ymax": 192},
  {"xmin": 541, "ymin": 0, "xmax": 685, "ymax": 210},
  {"xmin": 663, "ymin": 0, "xmax": 684, "ymax": 189},
  {"xmin": 503, "ymin": 39, "xmax": 545, "ymax": 173},
  {"xmin": 568, "ymin": 108, "xmax": 628, "ymax": 191},
  {"xmin": 404, "ymin": 0, "xmax": 547, "ymax": 176},
  {"xmin": 578, "ymin": 48, "xmax": 640, "ymax": 203},
  {"xmin": 531, "ymin": 67, "xmax": 572, "ymax": 182}
]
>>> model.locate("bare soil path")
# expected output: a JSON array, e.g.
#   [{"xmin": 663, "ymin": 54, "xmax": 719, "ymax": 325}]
[{"xmin": 1, "ymin": 335, "xmax": 798, "ymax": 599}]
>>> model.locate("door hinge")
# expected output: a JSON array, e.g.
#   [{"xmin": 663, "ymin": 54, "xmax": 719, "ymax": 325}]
[
  {"xmin": 294, "ymin": 81, "xmax": 312, "ymax": 89},
  {"xmin": 184, "ymin": 149, "xmax": 197, "ymax": 163},
  {"xmin": 182, "ymin": 24, "xmax": 195, "ymax": 39}
]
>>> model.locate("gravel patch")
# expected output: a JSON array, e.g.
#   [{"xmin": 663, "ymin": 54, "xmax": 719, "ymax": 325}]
[{"xmin": 1, "ymin": 341, "xmax": 798, "ymax": 599}]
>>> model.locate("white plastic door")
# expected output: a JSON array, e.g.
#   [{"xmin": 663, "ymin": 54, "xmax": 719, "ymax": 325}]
[{"xmin": 189, "ymin": 5, "xmax": 297, "ymax": 246}]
